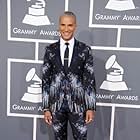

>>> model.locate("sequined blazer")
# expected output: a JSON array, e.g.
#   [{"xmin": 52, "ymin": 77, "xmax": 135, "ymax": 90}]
[{"xmin": 42, "ymin": 39, "xmax": 96, "ymax": 113}]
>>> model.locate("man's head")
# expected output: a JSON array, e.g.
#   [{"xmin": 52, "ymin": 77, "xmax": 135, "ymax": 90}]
[{"xmin": 59, "ymin": 11, "xmax": 77, "ymax": 41}]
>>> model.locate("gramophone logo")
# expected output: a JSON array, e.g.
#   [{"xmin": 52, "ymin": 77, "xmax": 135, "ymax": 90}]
[
  {"xmin": 105, "ymin": 0, "xmax": 136, "ymax": 11},
  {"xmin": 22, "ymin": 0, "xmax": 51, "ymax": 26},
  {"xmin": 21, "ymin": 68, "xmax": 42, "ymax": 103},
  {"xmin": 100, "ymin": 55, "xmax": 128, "ymax": 91}
]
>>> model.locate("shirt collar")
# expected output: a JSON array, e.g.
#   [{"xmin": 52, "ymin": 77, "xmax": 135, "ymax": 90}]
[{"xmin": 60, "ymin": 37, "xmax": 75, "ymax": 47}]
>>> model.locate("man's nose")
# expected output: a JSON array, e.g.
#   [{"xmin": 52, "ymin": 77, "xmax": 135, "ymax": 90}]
[{"xmin": 64, "ymin": 26, "xmax": 68, "ymax": 31}]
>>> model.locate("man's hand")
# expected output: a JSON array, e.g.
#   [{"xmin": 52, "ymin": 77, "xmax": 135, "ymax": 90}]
[
  {"xmin": 44, "ymin": 111, "xmax": 52, "ymax": 125},
  {"xmin": 85, "ymin": 110, "xmax": 95, "ymax": 124}
]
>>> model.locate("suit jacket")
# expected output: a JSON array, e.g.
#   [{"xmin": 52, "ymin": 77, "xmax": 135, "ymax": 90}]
[{"xmin": 42, "ymin": 39, "xmax": 96, "ymax": 113}]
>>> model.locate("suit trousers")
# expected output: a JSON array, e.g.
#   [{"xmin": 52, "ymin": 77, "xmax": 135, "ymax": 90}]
[{"xmin": 52, "ymin": 99, "xmax": 87, "ymax": 140}]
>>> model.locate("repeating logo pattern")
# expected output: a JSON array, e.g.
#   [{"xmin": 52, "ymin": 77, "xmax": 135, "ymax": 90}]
[
  {"xmin": 100, "ymin": 55, "xmax": 128, "ymax": 91},
  {"xmin": 105, "ymin": 0, "xmax": 136, "ymax": 11},
  {"xmin": 89, "ymin": 0, "xmax": 140, "ymax": 27},
  {"xmin": 7, "ymin": 59, "xmax": 43, "ymax": 116},
  {"xmin": 6, "ymin": 0, "xmax": 140, "ymax": 140},
  {"xmin": 8, "ymin": 0, "xmax": 68, "ymax": 42},
  {"xmin": 21, "ymin": 68, "xmax": 42, "ymax": 103},
  {"xmin": 22, "ymin": 0, "xmax": 51, "ymax": 26}
]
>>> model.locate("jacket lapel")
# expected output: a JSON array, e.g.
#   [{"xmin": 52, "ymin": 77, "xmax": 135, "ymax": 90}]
[
  {"xmin": 54, "ymin": 41, "xmax": 64, "ymax": 69},
  {"xmin": 69, "ymin": 39, "xmax": 79, "ymax": 68}
]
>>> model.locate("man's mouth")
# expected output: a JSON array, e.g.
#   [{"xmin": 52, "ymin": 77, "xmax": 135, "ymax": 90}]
[{"xmin": 63, "ymin": 32, "xmax": 70, "ymax": 36}]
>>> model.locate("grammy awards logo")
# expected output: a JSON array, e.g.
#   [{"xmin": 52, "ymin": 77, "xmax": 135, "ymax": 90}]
[
  {"xmin": 100, "ymin": 55, "xmax": 128, "ymax": 91},
  {"xmin": 22, "ymin": 0, "xmax": 51, "ymax": 26},
  {"xmin": 21, "ymin": 68, "xmax": 42, "ymax": 103},
  {"xmin": 105, "ymin": 0, "xmax": 136, "ymax": 11}
]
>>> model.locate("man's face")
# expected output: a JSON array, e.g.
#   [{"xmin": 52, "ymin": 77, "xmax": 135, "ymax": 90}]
[{"xmin": 59, "ymin": 15, "xmax": 77, "ymax": 41}]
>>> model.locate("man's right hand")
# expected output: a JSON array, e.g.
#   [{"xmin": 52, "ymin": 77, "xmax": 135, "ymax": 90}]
[{"xmin": 44, "ymin": 111, "xmax": 52, "ymax": 125}]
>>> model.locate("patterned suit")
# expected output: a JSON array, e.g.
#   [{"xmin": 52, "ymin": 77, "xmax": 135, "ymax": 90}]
[{"xmin": 42, "ymin": 39, "xmax": 96, "ymax": 140}]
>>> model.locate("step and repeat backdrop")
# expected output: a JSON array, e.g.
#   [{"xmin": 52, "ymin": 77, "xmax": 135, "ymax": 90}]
[{"xmin": 0, "ymin": 0, "xmax": 140, "ymax": 140}]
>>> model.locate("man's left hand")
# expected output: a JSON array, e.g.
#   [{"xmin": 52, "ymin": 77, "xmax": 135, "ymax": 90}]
[{"xmin": 85, "ymin": 110, "xmax": 95, "ymax": 124}]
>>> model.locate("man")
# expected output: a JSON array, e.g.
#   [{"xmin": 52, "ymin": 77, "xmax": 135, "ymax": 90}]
[{"xmin": 42, "ymin": 11, "xmax": 96, "ymax": 140}]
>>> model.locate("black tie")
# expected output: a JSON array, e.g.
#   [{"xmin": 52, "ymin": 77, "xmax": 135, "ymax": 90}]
[{"xmin": 64, "ymin": 42, "xmax": 69, "ymax": 71}]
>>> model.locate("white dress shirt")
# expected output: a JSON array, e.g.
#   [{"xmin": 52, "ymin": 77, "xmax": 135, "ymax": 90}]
[{"xmin": 60, "ymin": 37, "xmax": 74, "ymax": 67}]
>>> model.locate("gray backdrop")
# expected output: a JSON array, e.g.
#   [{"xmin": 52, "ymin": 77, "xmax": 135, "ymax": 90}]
[{"xmin": 1, "ymin": 0, "xmax": 140, "ymax": 140}]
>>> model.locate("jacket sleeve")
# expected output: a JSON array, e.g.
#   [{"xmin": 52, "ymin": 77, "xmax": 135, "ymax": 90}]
[
  {"xmin": 83, "ymin": 46, "xmax": 96, "ymax": 111},
  {"xmin": 42, "ymin": 47, "xmax": 52, "ymax": 111}
]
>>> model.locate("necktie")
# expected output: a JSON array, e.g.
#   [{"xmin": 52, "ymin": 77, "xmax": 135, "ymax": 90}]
[{"xmin": 64, "ymin": 42, "xmax": 69, "ymax": 71}]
